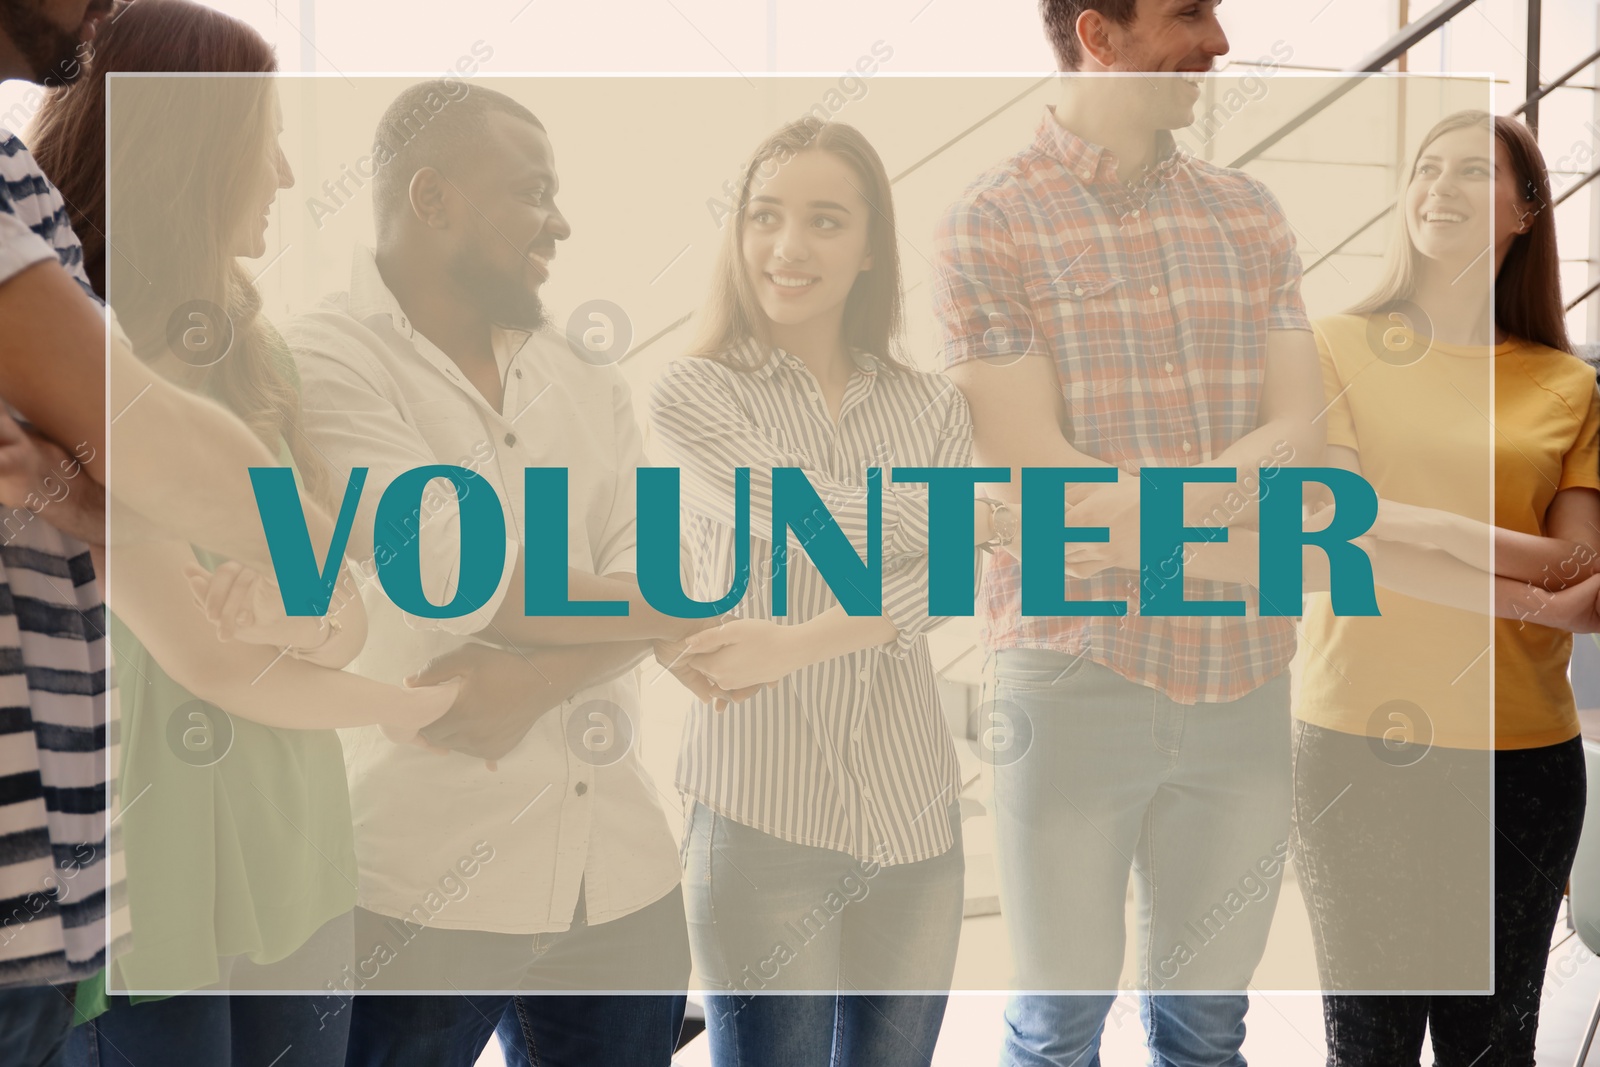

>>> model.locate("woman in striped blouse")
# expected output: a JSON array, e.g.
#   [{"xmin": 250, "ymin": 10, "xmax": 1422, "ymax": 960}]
[{"xmin": 650, "ymin": 119, "xmax": 1009, "ymax": 1067}]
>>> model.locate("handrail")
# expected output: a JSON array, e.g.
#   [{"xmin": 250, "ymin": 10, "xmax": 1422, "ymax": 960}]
[
  {"xmin": 1303, "ymin": 203, "xmax": 1397, "ymax": 275},
  {"xmin": 1227, "ymin": 0, "xmax": 1480, "ymax": 169},
  {"xmin": 1512, "ymin": 44, "xmax": 1600, "ymax": 116},
  {"xmin": 1568, "ymin": 277, "xmax": 1600, "ymax": 313},
  {"xmin": 1556, "ymin": 165, "xmax": 1600, "ymax": 208}
]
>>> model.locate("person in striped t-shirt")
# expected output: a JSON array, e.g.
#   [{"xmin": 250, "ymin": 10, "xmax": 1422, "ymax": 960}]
[
  {"xmin": 653, "ymin": 120, "xmax": 1010, "ymax": 1066},
  {"xmin": 0, "ymin": 2, "xmax": 120, "ymax": 1064}
]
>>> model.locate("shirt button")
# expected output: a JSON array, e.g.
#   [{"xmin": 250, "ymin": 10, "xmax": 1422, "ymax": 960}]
[
  {"xmin": 1131, "ymin": 210, "xmax": 1141, "ymax": 219},
  {"xmin": 862, "ymin": 788, "xmax": 873, "ymax": 801},
  {"xmin": 1182, "ymin": 441, "xmax": 1193, "ymax": 453},
  {"xmin": 1080, "ymin": 168, "xmax": 1092, "ymax": 180},
  {"xmin": 1148, "ymin": 284, "xmax": 1160, "ymax": 296},
  {"xmin": 515, "ymin": 369, "xmax": 523, "ymax": 378},
  {"xmin": 1073, "ymin": 286, "xmax": 1084, "ymax": 296},
  {"xmin": 1164, "ymin": 362, "xmax": 1174, "ymax": 373},
  {"xmin": 574, "ymin": 781, "xmax": 588, "ymax": 796},
  {"xmin": 504, "ymin": 433, "xmax": 517, "ymax": 446},
  {"xmin": 858, "ymin": 668, "xmax": 869, "ymax": 682}
]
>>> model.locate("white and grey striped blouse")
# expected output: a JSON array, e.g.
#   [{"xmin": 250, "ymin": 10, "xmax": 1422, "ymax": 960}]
[{"xmin": 650, "ymin": 341, "xmax": 971, "ymax": 866}]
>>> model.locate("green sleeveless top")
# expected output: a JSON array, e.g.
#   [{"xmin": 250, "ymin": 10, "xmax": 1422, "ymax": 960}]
[{"xmin": 75, "ymin": 435, "xmax": 354, "ymax": 1018}]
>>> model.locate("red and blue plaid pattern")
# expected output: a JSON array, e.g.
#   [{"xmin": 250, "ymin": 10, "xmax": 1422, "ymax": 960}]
[{"xmin": 934, "ymin": 109, "xmax": 1311, "ymax": 704}]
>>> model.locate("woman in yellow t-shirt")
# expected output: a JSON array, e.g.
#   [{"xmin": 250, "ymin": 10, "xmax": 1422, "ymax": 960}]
[{"xmin": 1293, "ymin": 110, "xmax": 1600, "ymax": 1066}]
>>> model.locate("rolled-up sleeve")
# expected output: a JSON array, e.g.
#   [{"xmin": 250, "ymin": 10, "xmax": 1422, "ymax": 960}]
[{"xmin": 933, "ymin": 192, "xmax": 1040, "ymax": 370}]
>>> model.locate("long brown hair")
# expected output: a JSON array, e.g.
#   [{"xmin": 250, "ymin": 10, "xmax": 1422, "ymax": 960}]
[
  {"xmin": 1351, "ymin": 110, "xmax": 1570, "ymax": 354},
  {"xmin": 688, "ymin": 119, "xmax": 909, "ymax": 373},
  {"xmin": 31, "ymin": 0, "xmax": 332, "ymax": 504}
]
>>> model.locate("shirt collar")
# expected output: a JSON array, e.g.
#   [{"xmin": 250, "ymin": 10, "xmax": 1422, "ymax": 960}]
[
  {"xmin": 1035, "ymin": 105, "xmax": 1182, "ymax": 187},
  {"xmin": 349, "ymin": 246, "xmax": 412, "ymax": 334},
  {"xmin": 347, "ymin": 246, "xmax": 535, "ymax": 404}
]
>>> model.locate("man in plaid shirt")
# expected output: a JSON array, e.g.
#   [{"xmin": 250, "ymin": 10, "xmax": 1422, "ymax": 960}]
[{"xmin": 935, "ymin": 2, "xmax": 1324, "ymax": 1065}]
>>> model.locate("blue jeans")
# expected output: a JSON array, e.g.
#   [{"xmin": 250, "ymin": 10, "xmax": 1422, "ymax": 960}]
[
  {"xmin": 348, "ymin": 992, "xmax": 687, "ymax": 1067},
  {"xmin": 683, "ymin": 801, "xmax": 963, "ymax": 1065},
  {"xmin": 991, "ymin": 651, "xmax": 1291, "ymax": 1066},
  {"xmin": 344, "ymin": 885, "xmax": 689, "ymax": 1067},
  {"xmin": 68, "ymin": 993, "xmax": 351, "ymax": 1067},
  {"xmin": 0, "ymin": 985, "xmax": 76, "ymax": 1067},
  {"xmin": 1004, "ymin": 994, "xmax": 1246, "ymax": 1067}
]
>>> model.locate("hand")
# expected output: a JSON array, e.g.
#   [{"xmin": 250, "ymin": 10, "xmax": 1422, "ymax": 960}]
[
  {"xmin": 183, "ymin": 560, "xmax": 326, "ymax": 647},
  {"xmin": 408, "ymin": 644, "xmax": 554, "ymax": 768},
  {"xmin": 654, "ymin": 637, "xmax": 767, "ymax": 711},
  {"xmin": 378, "ymin": 677, "xmax": 459, "ymax": 753},
  {"xmin": 1525, "ymin": 573, "xmax": 1600, "ymax": 633},
  {"xmin": 1061, "ymin": 480, "xmax": 1141, "ymax": 578},
  {"xmin": 681, "ymin": 618, "xmax": 804, "ymax": 693}
]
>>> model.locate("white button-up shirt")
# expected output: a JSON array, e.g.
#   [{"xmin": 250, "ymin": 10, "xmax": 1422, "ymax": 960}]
[{"xmin": 284, "ymin": 248, "xmax": 678, "ymax": 934}]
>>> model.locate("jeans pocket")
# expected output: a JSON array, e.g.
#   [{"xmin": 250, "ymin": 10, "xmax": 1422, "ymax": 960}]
[{"xmin": 993, "ymin": 648, "xmax": 1094, "ymax": 695}]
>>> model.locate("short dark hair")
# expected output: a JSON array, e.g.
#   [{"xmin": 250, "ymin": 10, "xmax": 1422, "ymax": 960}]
[
  {"xmin": 1039, "ymin": 0, "xmax": 1138, "ymax": 70},
  {"xmin": 371, "ymin": 79, "xmax": 545, "ymax": 239}
]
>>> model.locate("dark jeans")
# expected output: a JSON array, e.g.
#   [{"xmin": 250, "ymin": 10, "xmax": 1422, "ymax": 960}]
[
  {"xmin": 68, "ymin": 992, "xmax": 350, "ymax": 1067},
  {"xmin": 69, "ymin": 910, "xmax": 355, "ymax": 1067},
  {"xmin": 1297, "ymin": 730, "xmax": 1585, "ymax": 1066},
  {"xmin": 344, "ymin": 885, "xmax": 690, "ymax": 1067},
  {"xmin": 0, "ymin": 984, "xmax": 76, "ymax": 1067}
]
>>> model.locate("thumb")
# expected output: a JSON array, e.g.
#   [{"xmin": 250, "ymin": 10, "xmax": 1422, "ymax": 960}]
[
  {"xmin": 682, "ymin": 629, "xmax": 732, "ymax": 656},
  {"xmin": 406, "ymin": 656, "xmax": 467, "ymax": 688}
]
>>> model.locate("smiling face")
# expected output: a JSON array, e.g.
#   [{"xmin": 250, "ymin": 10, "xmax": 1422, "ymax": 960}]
[
  {"xmin": 1079, "ymin": 0, "xmax": 1228, "ymax": 126},
  {"xmin": 0, "ymin": 0, "xmax": 111, "ymax": 81},
  {"xmin": 1405, "ymin": 125, "xmax": 1530, "ymax": 274},
  {"xmin": 740, "ymin": 148, "xmax": 875, "ymax": 341},
  {"xmin": 230, "ymin": 92, "xmax": 294, "ymax": 261},
  {"xmin": 441, "ymin": 110, "xmax": 569, "ymax": 330}
]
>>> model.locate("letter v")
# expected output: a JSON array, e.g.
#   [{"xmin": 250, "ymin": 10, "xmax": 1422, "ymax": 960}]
[{"xmin": 249, "ymin": 467, "xmax": 367, "ymax": 615}]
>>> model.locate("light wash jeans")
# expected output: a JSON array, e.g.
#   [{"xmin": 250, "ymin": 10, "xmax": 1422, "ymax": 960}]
[
  {"xmin": 990, "ymin": 649, "xmax": 1292, "ymax": 1067},
  {"xmin": 682, "ymin": 800, "xmax": 964, "ymax": 1066}
]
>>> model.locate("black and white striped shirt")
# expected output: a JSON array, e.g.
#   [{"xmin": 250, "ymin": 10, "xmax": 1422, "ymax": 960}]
[
  {"xmin": 650, "ymin": 342, "xmax": 970, "ymax": 865},
  {"xmin": 0, "ymin": 131, "xmax": 118, "ymax": 987}
]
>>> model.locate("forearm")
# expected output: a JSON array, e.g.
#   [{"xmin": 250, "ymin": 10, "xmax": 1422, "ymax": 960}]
[
  {"xmin": 488, "ymin": 559, "xmax": 704, "ymax": 644},
  {"xmin": 790, "ymin": 606, "xmax": 898, "ymax": 667},
  {"xmin": 972, "ymin": 434, "xmax": 1114, "ymax": 508},
  {"xmin": 518, "ymin": 640, "xmax": 653, "ymax": 715},
  {"xmin": 22, "ymin": 475, "xmax": 105, "ymax": 547},
  {"xmin": 1188, "ymin": 418, "xmax": 1321, "ymax": 525},
  {"xmin": 1371, "ymin": 541, "xmax": 1495, "ymax": 614}
]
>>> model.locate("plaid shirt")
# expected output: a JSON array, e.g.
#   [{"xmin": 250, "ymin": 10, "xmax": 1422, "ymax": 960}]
[{"xmin": 934, "ymin": 108, "xmax": 1310, "ymax": 705}]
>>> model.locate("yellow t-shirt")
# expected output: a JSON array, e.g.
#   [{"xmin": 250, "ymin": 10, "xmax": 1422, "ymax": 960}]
[{"xmin": 1298, "ymin": 313, "xmax": 1600, "ymax": 751}]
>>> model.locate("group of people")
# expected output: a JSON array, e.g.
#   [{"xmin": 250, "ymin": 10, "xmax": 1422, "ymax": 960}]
[{"xmin": 0, "ymin": 0, "xmax": 1597, "ymax": 1065}]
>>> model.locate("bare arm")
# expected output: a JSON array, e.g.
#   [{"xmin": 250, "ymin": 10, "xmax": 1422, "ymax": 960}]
[{"xmin": 111, "ymin": 538, "xmax": 452, "ymax": 732}]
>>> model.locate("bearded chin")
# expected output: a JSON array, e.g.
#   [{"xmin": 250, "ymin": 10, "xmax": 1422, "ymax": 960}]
[{"xmin": 446, "ymin": 249, "xmax": 548, "ymax": 331}]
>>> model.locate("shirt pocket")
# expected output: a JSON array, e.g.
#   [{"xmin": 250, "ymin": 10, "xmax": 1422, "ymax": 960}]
[{"xmin": 1025, "ymin": 274, "xmax": 1127, "ymax": 360}]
